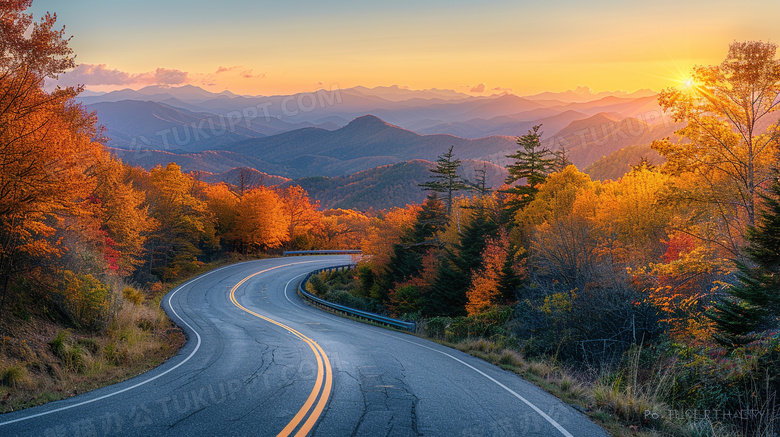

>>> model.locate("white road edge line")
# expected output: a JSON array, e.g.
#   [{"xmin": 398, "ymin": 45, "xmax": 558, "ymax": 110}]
[
  {"xmin": 0, "ymin": 263, "xmax": 238, "ymax": 427},
  {"xmin": 389, "ymin": 335, "xmax": 575, "ymax": 437},
  {"xmin": 283, "ymin": 270, "xmax": 575, "ymax": 437}
]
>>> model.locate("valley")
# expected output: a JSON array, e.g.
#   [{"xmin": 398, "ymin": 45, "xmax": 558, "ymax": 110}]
[{"xmin": 89, "ymin": 84, "xmax": 683, "ymax": 210}]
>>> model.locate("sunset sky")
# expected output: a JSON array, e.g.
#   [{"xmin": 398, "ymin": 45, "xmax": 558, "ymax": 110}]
[{"xmin": 30, "ymin": 0, "xmax": 780, "ymax": 96}]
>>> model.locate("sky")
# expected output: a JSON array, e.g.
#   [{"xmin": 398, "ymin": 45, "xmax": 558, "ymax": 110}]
[{"xmin": 29, "ymin": 0, "xmax": 780, "ymax": 96}]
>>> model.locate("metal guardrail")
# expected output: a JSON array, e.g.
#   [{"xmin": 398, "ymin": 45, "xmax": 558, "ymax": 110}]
[
  {"xmin": 298, "ymin": 265, "xmax": 416, "ymax": 332},
  {"xmin": 284, "ymin": 250, "xmax": 362, "ymax": 256}
]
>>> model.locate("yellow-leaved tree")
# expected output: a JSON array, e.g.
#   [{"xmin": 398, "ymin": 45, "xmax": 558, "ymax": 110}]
[
  {"xmin": 653, "ymin": 41, "xmax": 780, "ymax": 259},
  {"xmin": 147, "ymin": 163, "xmax": 217, "ymax": 280}
]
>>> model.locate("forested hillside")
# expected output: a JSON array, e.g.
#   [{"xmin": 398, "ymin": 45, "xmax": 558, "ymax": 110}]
[{"xmin": 283, "ymin": 159, "xmax": 507, "ymax": 210}]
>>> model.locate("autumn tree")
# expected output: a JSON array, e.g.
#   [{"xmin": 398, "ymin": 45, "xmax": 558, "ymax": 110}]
[
  {"xmin": 653, "ymin": 41, "xmax": 780, "ymax": 258},
  {"xmin": 595, "ymin": 167, "xmax": 672, "ymax": 266},
  {"xmin": 234, "ymin": 187, "xmax": 287, "ymax": 253},
  {"xmin": 708, "ymin": 173, "xmax": 780, "ymax": 348},
  {"xmin": 232, "ymin": 167, "xmax": 261, "ymax": 197},
  {"xmin": 466, "ymin": 231, "xmax": 510, "ymax": 315},
  {"xmin": 1, "ymin": 0, "xmax": 75, "ymax": 79},
  {"xmin": 90, "ymin": 152, "xmax": 152, "ymax": 276},
  {"xmin": 202, "ymin": 182, "xmax": 240, "ymax": 250},
  {"xmin": 0, "ymin": 57, "xmax": 100, "ymax": 313},
  {"xmin": 517, "ymin": 166, "xmax": 601, "ymax": 289},
  {"xmin": 503, "ymin": 125, "xmax": 556, "ymax": 214},
  {"xmin": 427, "ymin": 197, "xmax": 499, "ymax": 316},
  {"xmin": 0, "ymin": 1, "xmax": 107, "ymax": 318},
  {"xmin": 277, "ymin": 185, "xmax": 322, "ymax": 250},
  {"xmin": 318, "ymin": 209, "xmax": 371, "ymax": 249},
  {"xmin": 146, "ymin": 163, "xmax": 217, "ymax": 280},
  {"xmin": 419, "ymin": 146, "xmax": 470, "ymax": 215},
  {"xmin": 383, "ymin": 193, "xmax": 447, "ymax": 287},
  {"xmin": 360, "ymin": 205, "xmax": 419, "ymax": 300}
]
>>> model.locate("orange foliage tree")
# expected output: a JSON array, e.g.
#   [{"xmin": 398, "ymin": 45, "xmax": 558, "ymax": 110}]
[
  {"xmin": 0, "ymin": 7, "xmax": 101, "ymax": 314},
  {"xmin": 90, "ymin": 152, "xmax": 152, "ymax": 276},
  {"xmin": 466, "ymin": 231, "xmax": 510, "ymax": 316},
  {"xmin": 234, "ymin": 187, "xmax": 288, "ymax": 252},
  {"xmin": 318, "ymin": 209, "xmax": 371, "ymax": 249},
  {"xmin": 360, "ymin": 205, "xmax": 420, "ymax": 276},
  {"xmin": 276, "ymin": 185, "xmax": 322, "ymax": 250},
  {"xmin": 202, "ymin": 182, "xmax": 240, "ymax": 250}
]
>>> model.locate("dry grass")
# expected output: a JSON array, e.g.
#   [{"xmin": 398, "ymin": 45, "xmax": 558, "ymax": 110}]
[
  {"xmin": 438, "ymin": 337, "xmax": 703, "ymax": 437},
  {"xmin": 0, "ymin": 288, "xmax": 184, "ymax": 413}
]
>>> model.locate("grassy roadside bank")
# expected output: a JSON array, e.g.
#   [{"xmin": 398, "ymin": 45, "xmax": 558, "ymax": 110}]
[{"xmin": 0, "ymin": 256, "xmax": 253, "ymax": 414}]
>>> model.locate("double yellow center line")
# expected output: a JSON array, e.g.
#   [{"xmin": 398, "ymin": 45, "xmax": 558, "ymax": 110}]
[{"xmin": 229, "ymin": 265, "xmax": 333, "ymax": 437}]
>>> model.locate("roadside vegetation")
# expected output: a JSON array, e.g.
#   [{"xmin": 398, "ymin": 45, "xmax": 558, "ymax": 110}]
[{"xmin": 306, "ymin": 41, "xmax": 780, "ymax": 436}]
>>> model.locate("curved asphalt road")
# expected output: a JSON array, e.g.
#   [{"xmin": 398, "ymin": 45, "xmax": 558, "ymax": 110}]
[{"xmin": 0, "ymin": 256, "xmax": 607, "ymax": 436}]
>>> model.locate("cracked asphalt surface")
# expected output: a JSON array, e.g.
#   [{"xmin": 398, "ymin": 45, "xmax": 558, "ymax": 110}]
[{"xmin": 0, "ymin": 256, "xmax": 608, "ymax": 436}]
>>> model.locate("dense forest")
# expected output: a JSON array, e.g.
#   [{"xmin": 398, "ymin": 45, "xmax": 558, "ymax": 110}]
[
  {"xmin": 310, "ymin": 42, "xmax": 780, "ymax": 435},
  {"xmin": 2, "ymin": 1, "xmax": 780, "ymax": 434}
]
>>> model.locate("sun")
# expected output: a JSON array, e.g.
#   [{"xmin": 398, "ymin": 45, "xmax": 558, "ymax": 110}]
[{"xmin": 681, "ymin": 77, "xmax": 694, "ymax": 88}]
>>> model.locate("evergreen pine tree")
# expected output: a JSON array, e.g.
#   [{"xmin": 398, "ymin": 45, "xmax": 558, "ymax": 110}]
[
  {"xmin": 503, "ymin": 125, "xmax": 556, "ymax": 214},
  {"xmin": 426, "ymin": 206, "xmax": 499, "ymax": 316},
  {"xmin": 470, "ymin": 165, "xmax": 491, "ymax": 198},
  {"xmin": 553, "ymin": 146, "xmax": 572, "ymax": 172},
  {"xmin": 419, "ymin": 146, "xmax": 470, "ymax": 215},
  {"xmin": 708, "ymin": 172, "xmax": 780, "ymax": 348},
  {"xmin": 383, "ymin": 193, "xmax": 447, "ymax": 288}
]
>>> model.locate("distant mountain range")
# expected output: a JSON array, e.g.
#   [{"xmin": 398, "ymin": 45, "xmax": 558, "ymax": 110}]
[
  {"xmin": 226, "ymin": 115, "xmax": 517, "ymax": 177},
  {"xmin": 89, "ymin": 83, "xmax": 688, "ymax": 207},
  {"xmin": 111, "ymin": 109, "xmax": 680, "ymax": 179},
  {"xmin": 89, "ymin": 100, "xmax": 341, "ymax": 152},
  {"xmin": 524, "ymin": 86, "xmax": 657, "ymax": 103},
  {"xmin": 81, "ymin": 84, "xmax": 667, "ymax": 139}
]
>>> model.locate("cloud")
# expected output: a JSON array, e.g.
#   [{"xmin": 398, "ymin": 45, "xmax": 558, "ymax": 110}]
[
  {"xmin": 149, "ymin": 68, "xmax": 188, "ymax": 85},
  {"xmin": 216, "ymin": 65, "xmax": 241, "ymax": 74},
  {"xmin": 491, "ymin": 86, "xmax": 513, "ymax": 93},
  {"xmin": 240, "ymin": 69, "xmax": 265, "ymax": 79},
  {"xmin": 470, "ymin": 83, "xmax": 486, "ymax": 93},
  {"xmin": 54, "ymin": 63, "xmax": 190, "ymax": 87},
  {"xmin": 56, "ymin": 64, "xmax": 132, "ymax": 86}
]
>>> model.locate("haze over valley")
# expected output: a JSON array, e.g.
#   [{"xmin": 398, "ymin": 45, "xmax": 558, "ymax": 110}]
[{"xmin": 87, "ymin": 83, "xmax": 684, "ymax": 209}]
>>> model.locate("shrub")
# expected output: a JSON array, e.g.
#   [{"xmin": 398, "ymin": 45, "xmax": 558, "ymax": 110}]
[
  {"xmin": 122, "ymin": 286, "xmax": 144, "ymax": 306},
  {"xmin": 49, "ymin": 330, "xmax": 87, "ymax": 373},
  {"xmin": 498, "ymin": 349, "xmax": 525, "ymax": 368},
  {"xmin": 104, "ymin": 342, "xmax": 121, "ymax": 366},
  {"xmin": 306, "ymin": 275, "xmax": 328, "ymax": 296},
  {"xmin": 426, "ymin": 317, "xmax": 452, "ymax": 339},
  {"xmin": 449, "ymin": 306, "xmax": 513, "ymax": 340},
  {"xmin": 77, "ymin": 338, "xmax": 102, "ymax": 355},
  {"xmin": 1, "ymin": 365, "xmax": 28, "ymax": 388},
  {"xmin": 57, "ymin": 271, "xmax": 111, "ymax": 331},
  {"xmin": 50, "ymin": 330, "xmax": 69, "ymax": 358}
]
